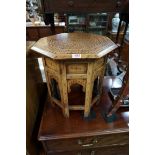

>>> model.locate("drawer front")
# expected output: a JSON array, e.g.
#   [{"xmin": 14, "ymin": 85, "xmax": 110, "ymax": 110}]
[
  {"xmin": 45, "ymin": 132, "xmax": 129, "ymax": 152},
  {"xmin": 66, "ymin": 63, "xmax": 87, "ymax": 74},
  {"xmin": 47, "ymin": 149, "xmax": 89, "ymax": 155},
  {"xmin": 43, "ymin": 0, "xmax": 127, "ymax": 13},
  {"xmin": 93, "ymin": 144, "xmax": 129, "ymax": 155},
  {"xmin": 46, "ymin": 144, "xmax": 128, "ymax": 155}
]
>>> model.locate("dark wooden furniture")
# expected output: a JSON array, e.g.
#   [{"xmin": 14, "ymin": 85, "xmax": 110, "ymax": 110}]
[
  {"xmin": 107, "ymin": 69, "xmax": 129, "ymax": 117},
  {"xmin": 38, "ymin": 78, "xmax": 129, "ymax": 155},
  {"xmin": 26, "ymin": 41, "xmax": 47, "ymax": 155},
  {"xmin": 41, "ymin": 0, "xmax": 129, "ymax": 13},
  {"xmin": 107, "ymin": 38, "xmax": 129, "ymax": 117},
  {"xmin": 116, "ymin": 1, "xmax": 129, "ymax": 46},
  {"xmin": 107, "ymin": 31, "xmax": 124, "ymax": 44},
  {"xmin": 26, "ymin": 24, "xmax": 65, "ymax": 41}
]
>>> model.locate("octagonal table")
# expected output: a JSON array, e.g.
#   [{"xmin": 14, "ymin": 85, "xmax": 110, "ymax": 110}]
[{"xmin": 31, "ymin": 32, "xmax": 117, "ymax": 117}]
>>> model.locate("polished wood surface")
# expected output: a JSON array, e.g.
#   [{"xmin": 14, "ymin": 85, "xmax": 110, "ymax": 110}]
[
  {"xmin": 31, "ymin": 32, "xmax": 118, "ymax": 59},
  {"xmin": 26, "ymin": 26, "xmax": 65, "ymax": 41},
  {"xmin": 44, "ymin": 145, "xmax": 129, "ymax": 155},
  {"xmin": 38, "ymin": 78, "xmax": 129, "ymax": 154},
  {"xmin": 41, "ymin": 145, "xmax": 128, "ymax": 155},
  {"xmin": 38, "ymin": 91, "xmax": 128, "ymax": 140},
  {"xmin": 41, "ymin": 0, "xmax": 128, "ymax": 13},
  {"xmin": 26, "ymin": 42, "xmax": 47, "ymax": 155}
]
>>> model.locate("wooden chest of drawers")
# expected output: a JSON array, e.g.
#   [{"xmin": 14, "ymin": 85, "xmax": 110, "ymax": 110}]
[{"xmin": 38, "ymin": 85, "xmax": 129, "ymax": 155}]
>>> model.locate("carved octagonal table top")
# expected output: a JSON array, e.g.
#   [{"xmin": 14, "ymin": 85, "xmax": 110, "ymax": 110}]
[{"xmin": 31, "ymin": 32, "xmax": 118, "ymax": 59}]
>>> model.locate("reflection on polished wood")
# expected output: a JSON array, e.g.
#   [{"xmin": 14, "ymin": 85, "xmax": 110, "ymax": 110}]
[
  {"xmin": 31, "ymin": 32, "xmax": 118, "ymax": 117},
  {"xmin": 38, "ymin": 81, "xmax": 129, "ymax": 155}
]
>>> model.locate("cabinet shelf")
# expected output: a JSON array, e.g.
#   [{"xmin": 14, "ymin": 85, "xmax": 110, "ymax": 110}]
[
  {"xmin": 88, "ymin": 26, "xmax": 106, "ymax": 29},
  {"xmin": 68, "ymin": 24, "xmax": 86, "ymax": 26},
  {"xmin": 88, "ymin": 13, "xmax": 108, "ymax": 16}
]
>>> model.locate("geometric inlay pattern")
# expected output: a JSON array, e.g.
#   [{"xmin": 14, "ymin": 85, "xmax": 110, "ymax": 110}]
[{"xmin": 31, "ymin": 32, "xmax": 118, "ymax": 59}]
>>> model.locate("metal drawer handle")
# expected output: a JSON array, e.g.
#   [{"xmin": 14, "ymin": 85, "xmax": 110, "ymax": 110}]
[
  {"xmin": 82, "ymin": 143, "xmax": 93, "ymax": 147},
  {"xmin": 77, "ymin": 138, "xmax": 98, "ymax": 147}
]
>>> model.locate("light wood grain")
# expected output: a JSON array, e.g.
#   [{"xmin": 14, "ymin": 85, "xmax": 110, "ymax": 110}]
[
  {"xmin": 84, "ymin": 62, "xmax": 94, "ymax": 117},
  {"xmin": 31, "ymin": 32, "xmax": 117, "ymax": 117},
  {"xmin": 31, "ymin": 32, "xmax": 117, "ymax": 59},
  {"xmin": 69, "ymin": 105, "xmax": 84, "ymax": 110},
  {"xmin": 60, "ymin": 62, "xmax": 69, "ymax": 117}
]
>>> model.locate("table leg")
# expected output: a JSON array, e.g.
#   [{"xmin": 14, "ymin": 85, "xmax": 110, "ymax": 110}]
[
  {"xmin": 60, "ymin": 63, "xmax": 69, "ymax": 117},
  {"xmin": 42, "ymin": 58, "xmax": 55, "ymax": 107},
  {"xmin": 99, "ymin": 64, "xmax": 106, "ymax": 96},
  {"xmin": 84, "ymin": 62, "xmax": 94, "ymax": 117}
]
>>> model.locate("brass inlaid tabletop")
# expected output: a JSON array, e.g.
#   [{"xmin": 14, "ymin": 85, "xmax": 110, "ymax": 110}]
[{"xmin": 31, "ymin": 32, "xmax": 117, "ymax": 59}]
